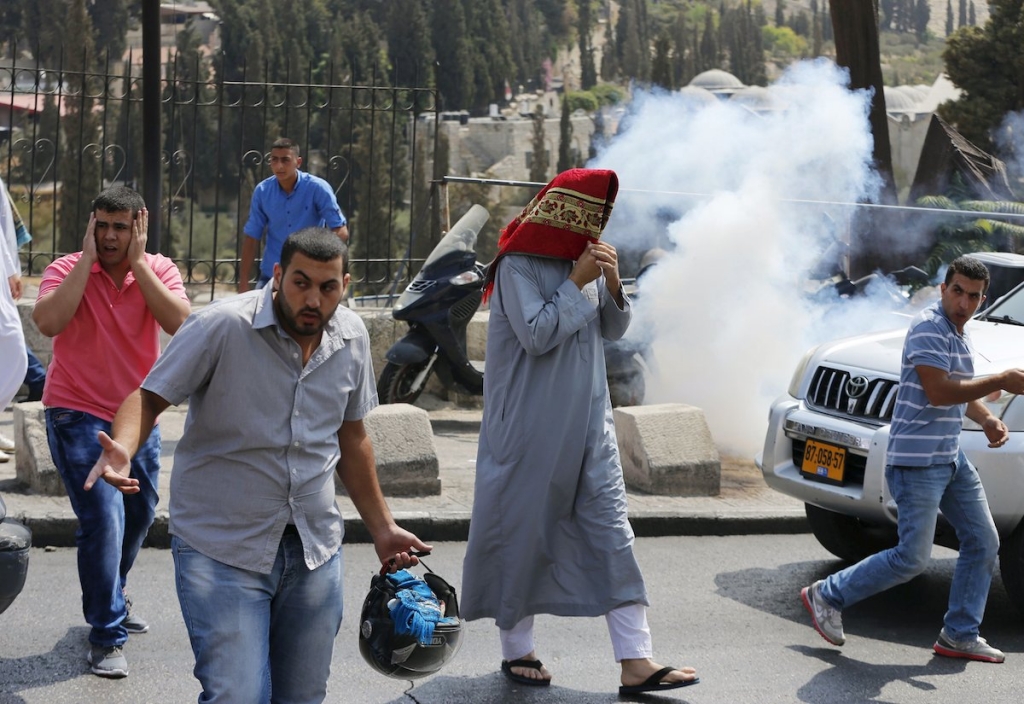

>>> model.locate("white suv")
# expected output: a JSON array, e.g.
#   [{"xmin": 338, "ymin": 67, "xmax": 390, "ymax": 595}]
[{"xmin": 757, "ymin": 271, "xmax": 1024, "ymax": 613}]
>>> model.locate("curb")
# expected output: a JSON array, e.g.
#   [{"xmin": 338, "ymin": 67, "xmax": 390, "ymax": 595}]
[{"xmin": 14, "ymin": 510, "xmax": 810, "ymax": 549}]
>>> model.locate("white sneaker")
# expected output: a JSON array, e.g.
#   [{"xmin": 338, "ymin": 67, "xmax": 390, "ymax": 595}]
[
  {"xmin": 0, "ymin": 434, "xmax": 14, "ymax": 453},
  {"xmin": 801, "ymin": 580, "xmax": 846, "ymax": 646}
]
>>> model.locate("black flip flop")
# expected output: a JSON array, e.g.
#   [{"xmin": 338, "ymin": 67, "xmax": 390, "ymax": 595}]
[
  {"xmin": 618, "ymin": 666, "xmax": 700, "ymax": 695},
  {"xmin": 501, "ymin": 658, "xmax": 551, "ymax": 687}
]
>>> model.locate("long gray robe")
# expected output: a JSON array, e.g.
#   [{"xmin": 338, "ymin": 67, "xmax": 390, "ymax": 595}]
[{"xmin": 461, "ymin": 254, "xmax": 649, "ymax": 629}]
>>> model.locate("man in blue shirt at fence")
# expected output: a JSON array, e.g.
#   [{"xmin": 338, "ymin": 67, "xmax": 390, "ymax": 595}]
[
  {"xmin": 800, "ymin": 255, "xmax": 1024, "ymax": 664},
  {"xmin": 239, "ymin": 137, "xmax": 348, "ymax": 292}
]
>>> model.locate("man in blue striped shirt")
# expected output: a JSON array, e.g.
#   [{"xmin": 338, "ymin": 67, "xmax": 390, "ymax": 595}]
[{"xmin": 801, "ymin": 255, "xmax": 1024, "ymax": 663}]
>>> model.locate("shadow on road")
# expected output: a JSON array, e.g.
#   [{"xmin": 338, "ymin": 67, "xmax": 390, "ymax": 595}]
[
  {"xmin": 0, "ymin": 626, "xmax": 90, "ymax": 700},
  {"xmin": 788, "ymin": 644, "xmax": 967, "ymax": 704},
  {"xmin": 380, "ymin": 672, "xmax": 702, "ymax": 704},
  {"xmin": 713, "ymin": 555, "xmax": 1024, "ymax": 651}
]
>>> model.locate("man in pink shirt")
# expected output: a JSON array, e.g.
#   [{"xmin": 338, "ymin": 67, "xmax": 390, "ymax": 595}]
[{"xmin": 33, "ymin": 186, "xmax": 190, "ymax": 678}]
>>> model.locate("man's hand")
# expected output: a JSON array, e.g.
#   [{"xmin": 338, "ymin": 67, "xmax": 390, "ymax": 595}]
[
  {"xmin": 373, "ymin": 525, "xmax": 433, "ymax": 574},
  {"xmin": 569, "ymin": 242, "xmax": 604, "ymax": 289},
  {"xmin": 997, "ymin": 368, "xmax": 1024, "ymax": 395},
  {"xmin": 84, "ymin": 431, "xmax": 140, "ymax": 494},
  {"xmin": 7, "ymin": 274, "xmax": 21, "ymax": 300},
  {"xmin": 127, "ymin": 208, "xmax": 149, "ymax": 268},
  {"xmin": 590, "ymin": 241, "xmax": 621, "ymax": 295},
  {"xmin": 982, "ymin": 416, "xmax": 1010, "ymax": 449},
  {"xmin": 82, "ymin": 214, "xmax": 99, "ymax": 264}
]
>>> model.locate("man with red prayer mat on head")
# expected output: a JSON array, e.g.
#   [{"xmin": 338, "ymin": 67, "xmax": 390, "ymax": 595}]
[{"xmin": 460, "ymin": 168, "xmax": 700, "ymax": 696}]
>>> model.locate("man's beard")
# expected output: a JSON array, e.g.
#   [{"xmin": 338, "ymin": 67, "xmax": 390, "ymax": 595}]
[{"xmin": 274, "ymin": 293, "xmax": 327, "ymax": 337}]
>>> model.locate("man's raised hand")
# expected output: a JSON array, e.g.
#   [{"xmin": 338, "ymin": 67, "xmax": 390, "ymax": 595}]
[{"xmin": 84, "ymin": 431, "xmax": 140, "ymax": 494}]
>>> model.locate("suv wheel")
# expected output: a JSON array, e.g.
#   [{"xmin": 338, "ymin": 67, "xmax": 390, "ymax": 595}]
[
  {"xmin": 805, "ymin": 504, "xmax": 899, "ymax": 563},
  {"xmin": 999, "ymin": 522, "xmax": 1024, "ymax": 617}
]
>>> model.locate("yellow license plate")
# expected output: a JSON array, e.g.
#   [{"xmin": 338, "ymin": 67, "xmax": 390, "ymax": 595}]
[{"xmin": 801, "ymin": 439, "xmax": 846, "ymax": 483}]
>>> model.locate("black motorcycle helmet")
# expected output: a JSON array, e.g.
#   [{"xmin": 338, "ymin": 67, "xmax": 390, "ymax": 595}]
[{"xmin": 358, "ymin": 564, "xmax": 464, "ymax": 680}]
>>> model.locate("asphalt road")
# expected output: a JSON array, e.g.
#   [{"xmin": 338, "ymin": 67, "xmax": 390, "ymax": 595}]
[{"xmin": 2, "ymin": 534, "xmax": 1024, "ymax": 703}]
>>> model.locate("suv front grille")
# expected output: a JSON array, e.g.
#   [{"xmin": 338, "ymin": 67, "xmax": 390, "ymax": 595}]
[{"xmin": 807, "ymin": 366, "xmax": 899, "ymax": 424}]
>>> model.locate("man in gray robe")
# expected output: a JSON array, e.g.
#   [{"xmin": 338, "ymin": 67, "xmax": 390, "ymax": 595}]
[{"xmin": 461, "ymin": 169, "xmax": 699, "ymax": 695}]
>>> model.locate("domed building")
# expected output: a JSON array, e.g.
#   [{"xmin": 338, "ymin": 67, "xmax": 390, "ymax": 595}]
[
  {"xmin": 676, "ymin": 85, "xmax": 719, "ymax": 107},
  {"xmin": 687, "ymin": 69, "xmax": 745, "ymax": 98}
]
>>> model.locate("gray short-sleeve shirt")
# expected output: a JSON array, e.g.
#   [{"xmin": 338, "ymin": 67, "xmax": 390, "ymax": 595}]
[{"xmin": 143, "ymin": 286, "xmax": 377, "ymax": 573}]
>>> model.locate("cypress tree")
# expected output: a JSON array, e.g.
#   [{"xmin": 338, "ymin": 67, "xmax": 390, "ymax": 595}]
[
  {"xmin": 578, "ymin": 0, "xmax": 597, "ymax": 90},
  {"xmin": 529, "ymin": 105, "xmax": 549, "ymax": 183},
  {"xmin": 58, "ymin": 0, "xmax": 102, "ymax": 255},
  {"xmin": 557, "ymin": 96, "xmax": 573, "ymax": 173}
]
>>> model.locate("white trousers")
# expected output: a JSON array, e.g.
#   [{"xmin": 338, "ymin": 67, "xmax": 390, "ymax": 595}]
[{"xmin": 499, "ymin": 603, "xmax": 653, "ymax": 662}]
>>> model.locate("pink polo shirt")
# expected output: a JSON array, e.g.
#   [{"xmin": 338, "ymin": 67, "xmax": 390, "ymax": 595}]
[{"xmin": 39, "ymin": 252, "xmax": 188, "ymax": 421}]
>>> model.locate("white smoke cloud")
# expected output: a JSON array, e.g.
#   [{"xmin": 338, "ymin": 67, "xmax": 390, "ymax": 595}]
[
  {"xmin": 994, "ymin": 110, "xmax": 1024, "ymax": 191},
  {"xmin": 593, "ymin": 60, "xmax": 921, "ymax": 455}
]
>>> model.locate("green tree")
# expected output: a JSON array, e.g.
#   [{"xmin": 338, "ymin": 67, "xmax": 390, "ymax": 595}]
[
  {"xmin": 880, "ymin": 0, "xmax": 894, "ymax": 30},
  {"xmin": 557, "ymin": 96, "xmax": 573, "ymax": 173},
  {"xmin": 22, "ymin": 0, "xmax": 65, "ymax": 67},
  {"xmin": 918, "ymin": 195, "xmax": 1024, "ymax": 273},
  {"xmin": 699, "ymin": 9, "xmax": 718, "ymax": 69},
  {"xmin": 348, "ymin": 110, "xmax": 410, "ymax": 293},
  {"xmin": 617, "ymin": 0, "xmax": 650, "ymax": 82},
  {"xmin": 508, "ymin": 0, "xmax": 549, "ymax": 92},
  {"xmin": 431, "ymin": 0, "xmax": 473, "ymax": 109},
  {"xmin": 464, "ymin": 0, "xmax": 513, "ymax": 112},
  {"xmin": 578, "ymin": 0, "xmax": 597, "ymax": 90},
  {"xmin": 913, "ymin": 0, "xmax": 930, "ymax": 41},
  {"xmin": 941, "ymin": 0, "xmax": 1024, "ymax": 152},
  {"xmin": 600, "ymin": 12, "xmax": 620, "ymax": 81},
  {"xmin": 87, "ymin": 0, "xmax": 129, "ymax": 61},
  {"xmin": 959, "ymin": 0, "xmax": 967, "ymax": 27},
  {"xmin": 651, "ymin": 31, "xmax": 673, "ymax": 89},
  {"xmin": 386, "ymin": 0, "xmax": 433, "ymax": 88},
  {"xmin": 722, "ymin": 2, "xmax": 766, "ymax": 86},
  {"xmin": 58, "ymin": 0, "xmax": 101, "ymax": 254},
  {"xmin": 535, "ymin": 0, "xmax": 570, "ymax": 37},
  {"xmin": 969, "ymin": 0, "xmax": 976, "ymax": 24},
  {"xmin": 946, "ymin": 0, "xmax": 954, "ymax": 35},
  {"xmin": 529, "ymin": 106, "xmax": 549, "ymax": 183},
  {"xmin": 0, "ymin": 1, "xmax": 25, "ymax": 57},
  {"xmin": 775, "ymin": 0, "xmax": 786, "ymax": 27}
]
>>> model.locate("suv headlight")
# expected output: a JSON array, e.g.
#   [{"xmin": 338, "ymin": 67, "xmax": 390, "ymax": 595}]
[
  {"xmin": 787, "ymin": 346, "xmax": 819, "ymax": 399},
  {"xmin": 963, "ymin": 392, "xmax": 1021, "ymax": 431}
]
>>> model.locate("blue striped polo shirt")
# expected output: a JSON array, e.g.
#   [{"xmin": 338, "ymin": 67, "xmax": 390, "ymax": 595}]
[{"xmin": 887, "ymin": 301, "xmax": 973, "ymax": 467}]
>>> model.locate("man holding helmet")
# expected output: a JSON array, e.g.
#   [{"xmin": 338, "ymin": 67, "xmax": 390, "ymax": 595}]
[{"xmin": 88, "ymin": 228, "xmax": 429, "ymax": 701}]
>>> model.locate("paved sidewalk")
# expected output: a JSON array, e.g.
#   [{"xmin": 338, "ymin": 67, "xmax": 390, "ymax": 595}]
[{"xmin": 0, "ymin": 399, "xmax": 807, "ymax": 547}]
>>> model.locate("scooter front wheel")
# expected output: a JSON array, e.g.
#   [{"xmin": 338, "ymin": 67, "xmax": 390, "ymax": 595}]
[{"xmin": 377, "ymin": 360, "xmax": 435, "ymax": 405}]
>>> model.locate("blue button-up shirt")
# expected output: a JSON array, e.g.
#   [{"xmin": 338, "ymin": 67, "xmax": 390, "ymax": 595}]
[
  {"xmin": 143, "ymin": 286, "xmax": 376, "ymax": 572},
  {"xmin": 243, "ymin": 170, "xmax": 347, "ymax": 279}
]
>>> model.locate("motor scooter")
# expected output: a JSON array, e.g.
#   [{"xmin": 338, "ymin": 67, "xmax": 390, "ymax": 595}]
[
  {"xmin": 377, "ymin": 205, "xmax": 490, "ymax": 404},
  {"xmin": 0, "ymin": 492, "xmax": 31, "ymax": 615},
  {"xmin": 378, "ymin": 205, "xmax": 656, "ymax": 407}
]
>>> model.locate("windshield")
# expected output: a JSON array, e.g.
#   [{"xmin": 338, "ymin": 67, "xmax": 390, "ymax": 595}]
[
  {"xmin": 979, "ymin": 279, "xmax": 1024, "ymax": 325},
  {"xmin": 422, "ymin": 204, "xmax": 490, "ymax": 269}
]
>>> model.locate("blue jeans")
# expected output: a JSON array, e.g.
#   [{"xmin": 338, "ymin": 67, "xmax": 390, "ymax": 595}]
[
  {"xmin": 820, "ymin": 450, "xmax": 999, "ymax": 641},
  {"xmin": 46, "ymin": 408, "xmax": 161, "ymax": 647},
  {"xmin": 172, "ymin": 533, "xmax": 345, "ymax": 704},
  {"xmin": 24, "ymin": 347, "xmax": 46, "ymax": 398}
]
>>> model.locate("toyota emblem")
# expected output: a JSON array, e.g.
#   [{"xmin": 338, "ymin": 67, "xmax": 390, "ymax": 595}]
[{"xmin": 846, "ymin": 376, "xmax": 869, "ymax": 398}]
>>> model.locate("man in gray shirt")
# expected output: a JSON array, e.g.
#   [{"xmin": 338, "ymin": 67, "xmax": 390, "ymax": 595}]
[{"xmin": 85, "ymin": 227, "xmax": 430, "ymax": 701}]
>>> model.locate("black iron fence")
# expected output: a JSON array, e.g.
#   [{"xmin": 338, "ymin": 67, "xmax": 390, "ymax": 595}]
[{"xmin": 1, "ymin": 48, "xmax": 441, "ymax": 302}]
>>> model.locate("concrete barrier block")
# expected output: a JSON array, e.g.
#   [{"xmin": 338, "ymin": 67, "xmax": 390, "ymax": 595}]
[
  {"xmin": 18, "ymin": 300, "xmax": 52, "ymax": 367},
  {"xmin": 349, "ymin": 403, "xmax": 441, "ymax": 497},
  {"xmin": 13, "ymin": 402, "xmax": 65, "ymax": 496},
  {"xmin": 615, "ymin": 403, "xmax": 720, "ymax": 497}
]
